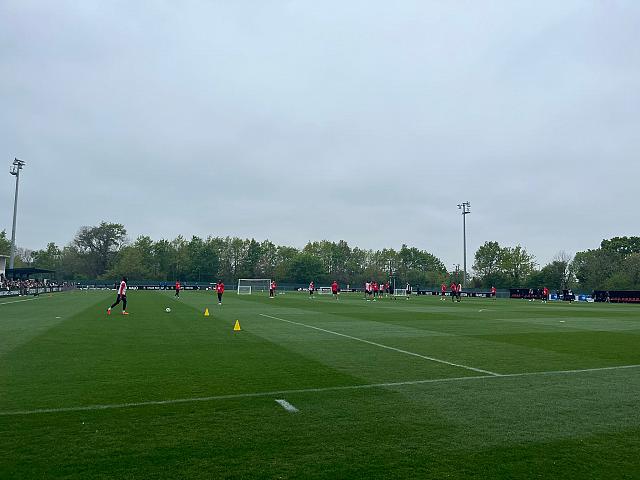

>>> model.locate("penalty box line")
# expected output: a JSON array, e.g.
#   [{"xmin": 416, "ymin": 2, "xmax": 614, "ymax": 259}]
[
  {"xmin": 0, "ymin": 298, "xmax": 39, "ymax": 306},
  {"xmin": 259, "ymin": 313, "xmax": 501, "ymax": 377},
  {"xmin": 2, "ymin": 364, "xmax": 639, "ymax": 417}
]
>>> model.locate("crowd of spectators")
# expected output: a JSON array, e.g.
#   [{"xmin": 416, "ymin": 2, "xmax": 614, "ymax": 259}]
[{"xmin": 0, "ymin": 274, "xmax": 71, "ymax": 295}]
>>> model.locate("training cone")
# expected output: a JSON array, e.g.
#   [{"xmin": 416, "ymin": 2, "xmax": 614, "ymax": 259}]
[
  {"xmin": 233, "ymin": 320, "xmax": 241, "ymax": 331},
  {"xmin": 204, "ymin": 308, "xmax": 210, "ymax": 317}
]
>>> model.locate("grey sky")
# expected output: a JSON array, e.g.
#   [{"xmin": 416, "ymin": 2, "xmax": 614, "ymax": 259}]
[{"xmin": 1, "ymin": 0, "xmax": 639, "ymax": 269}]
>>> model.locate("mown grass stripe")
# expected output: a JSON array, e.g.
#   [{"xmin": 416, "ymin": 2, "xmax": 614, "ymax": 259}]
[
  {"xmin": 2, "ymin": 364, "xmax": 638, "ymax": 417},
  {"xmin": 259, "ymin": 313, "xmax": 502, "ymax": 376}
]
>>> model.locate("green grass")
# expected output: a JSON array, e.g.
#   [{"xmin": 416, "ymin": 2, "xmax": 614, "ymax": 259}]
[{"xmin": 1, "ymin": 290, "xmax": 639, "ymax": 479}]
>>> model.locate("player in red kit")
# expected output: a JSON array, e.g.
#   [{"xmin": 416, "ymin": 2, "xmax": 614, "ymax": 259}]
[
  {"xmin": 175, "ymin": 280, "xmax": 181, "ymax": 298},
  {"xmin": 108, "ymin": 276, "xmax": 129, "ymax": 315},
  {"xmin": 309, "ymin": 281, "xmax": 315, "ymax": 298},
  {"xmin": 542, "ymin": 286, "xmax": 549, "ymax": 303},
  {"xmin": 216, "ymin": 280, "xmax": 224, "ymax": 305},
  {"xmin": 441, "ymin": 282, "xmax": 447, "ymax": 301},
  {"xmin": 269, "ymin": 280, "xmax": 277, "ymax": 298},
  {"xmin": 491, "ymin": 286, "xmax": 497, "ymax": 300},
  {"xmin": 450, "ymin": 281, "xmax": 458, "ymax": 302},
  {"xmin": 331, "ymin": 280, "xmax": 339, "ymax": 300}
]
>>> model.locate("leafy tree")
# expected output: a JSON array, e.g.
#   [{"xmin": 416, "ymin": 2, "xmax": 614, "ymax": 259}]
[
  {"xmin": 58, "ymin": 246, "xmax": 86, "ymax": 280},
  {"xmin": 473, "ymin": 241, "xmax": 503, "ymax": 279},
  {"xmin": 106, "ymin": 245, "xmax": 153, "ymax": 280},
  {"xmin": 31, "ymin": 243, "xmax": 62, "ymax": 273},
  {"xmin": 0, "ymin": 230, "xmax": 10, "ymax": 255},
  {"xmin": 152, "ymin": 239, "xmax": 174, "ymax": 280},
  {"xmin": 170, "ymin": 236, "xmax": 189, "ymax": 280},
  {"xmin": 240, "ymin": 239, "xmax": 262, "ymax": 278},
  {"xmin": 279, "ymin": 253, "xmax": 324, "ymax": 283},
  {"xmin": 603, "ymin": 253, "xmax": 640, "ymax": 290},
  {"xmin": 600, "ymin": 237, "xmax": 640, "ymax": 257},
  {"xmin": 500, "ymin": 245, "xmax": 536, "ymax": 286},
  {"xmin": 73, "ymin": 222, "xmax": 127, "ymax": 277},
  {"xmin": 572, "ymin": 248, "xmax": 620, "ymax": 291},
  {"xmin": 256, "ymin": 240, "xmax": 278, "ymax": 278}
]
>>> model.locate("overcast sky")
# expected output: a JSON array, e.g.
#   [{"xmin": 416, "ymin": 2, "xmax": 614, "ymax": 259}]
[{"xmin": 1, "ymin": 0, "xmax": 639, "ymax": 268}]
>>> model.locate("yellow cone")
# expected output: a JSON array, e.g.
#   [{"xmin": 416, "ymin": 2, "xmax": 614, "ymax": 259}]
[
  {"xmin": 204, "ymin": 308, "xmax": 210, "ymax": 317},
  {"xmin": 233, "ymin": 319, "xmax": 241, "ymax": 331}
]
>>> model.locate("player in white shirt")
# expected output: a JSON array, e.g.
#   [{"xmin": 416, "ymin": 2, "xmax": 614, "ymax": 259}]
[{"xmin": 108, "ymin": 276, "xmax": 129, "ymax": 315}]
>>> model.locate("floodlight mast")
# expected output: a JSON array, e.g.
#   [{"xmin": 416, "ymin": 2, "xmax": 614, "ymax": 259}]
[
  {"xmin": 9, "ymin": 158, "xmax": 26, "ymax": 270},
  {"xmin": 457, "ymin": 201, "xmax": 471, "ymax": 287}
]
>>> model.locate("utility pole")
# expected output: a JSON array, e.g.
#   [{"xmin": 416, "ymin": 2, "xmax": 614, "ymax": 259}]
[
  {"xmin": 9, "ymin": 158, "xmax": 26, "ymax": 270},
  {"xmin": 457, "ymin": 201, "xmax": 471, "ymax": 287}
]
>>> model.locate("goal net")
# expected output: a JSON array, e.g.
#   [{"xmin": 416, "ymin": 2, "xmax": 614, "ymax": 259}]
[
  {"xmin": 318, "ymin": 287, "xmax": 333, "ymax": 294},
  {"xmin": 394, "ymin": 288, "xmax": 408, "ymax": 298},
  {"xmin": 237, "ymin": 278, "xmax": 271, "ymax": 295}
]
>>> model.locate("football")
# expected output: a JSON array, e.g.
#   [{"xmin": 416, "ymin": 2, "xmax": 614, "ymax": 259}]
[{"xmin": 165, "ymin": 307, "xmax": 171, "ymax": 313}]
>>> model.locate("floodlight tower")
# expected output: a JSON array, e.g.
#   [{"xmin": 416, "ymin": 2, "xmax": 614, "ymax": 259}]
[
  {"xmin": 457, "ymin": 201, "xmax": 471, "ymax": 287},
  {"xmin": 9, "ymin": 158, "xmax": 26, "ymax": 270}
]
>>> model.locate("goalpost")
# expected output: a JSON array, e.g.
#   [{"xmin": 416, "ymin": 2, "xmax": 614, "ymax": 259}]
[
  {"xmin": 318, "ymin": 287, "xmax": 333, "ymax": 295},
  {"xmin": 237, "ymin": 278, "xmax": 271, "ymax": 295},
  {"xmin": 394, "ymin": 288, "xmax": 408, "ymax": 299}
]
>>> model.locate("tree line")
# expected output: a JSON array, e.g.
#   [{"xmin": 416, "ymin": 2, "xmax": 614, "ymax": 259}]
[
  {"xmin": 2, "ymin": 224, "xmax": 639, "ymax": 291},
  {"xmin": 471, "ymin": 237, "xmax": 640, "ymax": 291}
]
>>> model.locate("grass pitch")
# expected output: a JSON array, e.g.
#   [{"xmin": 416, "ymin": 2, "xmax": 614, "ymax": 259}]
[{"xmin": 1, "ymin": 290, "xmax": 639, "ymax": 479}]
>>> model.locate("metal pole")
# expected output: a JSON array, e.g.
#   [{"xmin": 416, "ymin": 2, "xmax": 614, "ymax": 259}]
[
  {"xmin": 9, "ymin": 159, "xmax": 25, "ymax": 270},
  {"xmin": 457, "ymin": 201, "xmax": 471, "ymax": 288},
  {"xmin": 462, "ymin": 211, "xmax": 466, "ymax": 287}
]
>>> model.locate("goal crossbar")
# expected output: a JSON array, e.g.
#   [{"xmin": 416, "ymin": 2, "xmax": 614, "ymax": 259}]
[{"xmin": 237, "ymin": 278, "xmax": 271, "ymax": 295}]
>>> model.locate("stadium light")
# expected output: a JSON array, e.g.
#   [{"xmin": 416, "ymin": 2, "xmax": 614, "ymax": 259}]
[
  {"xmin": 457, "ymin": 201, "xmax": 471, "ymax": 287},
  {"xmin": 9, "ymin": 158, "xmax": 26, "ymax": 270}
]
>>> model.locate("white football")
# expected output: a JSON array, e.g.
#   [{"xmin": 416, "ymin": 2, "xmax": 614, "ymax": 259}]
[{"xmin": 165, "ymin": 307, "xmax": 171, "ymax": 313}]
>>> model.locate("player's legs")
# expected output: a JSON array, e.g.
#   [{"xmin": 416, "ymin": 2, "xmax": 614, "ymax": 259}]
[
  {"xmin": 218, "ymin": 292, "xmax": 222, "ymax": 304},
  {"xmin": 121, "ymin": 295, "xmax": 128, "ymax": 314},
  {"xmin": 108, "ymin": 294, "xmax": 122, "ymax": 313}
]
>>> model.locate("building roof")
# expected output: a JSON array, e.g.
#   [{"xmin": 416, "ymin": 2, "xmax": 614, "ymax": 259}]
[{"xmin": 5, "ymin": 267, "xmax": 55, "ymax": 278}]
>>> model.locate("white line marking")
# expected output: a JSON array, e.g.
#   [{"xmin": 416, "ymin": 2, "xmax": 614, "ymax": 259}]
[
  {"xmin": 0, "ymin": 298, "xmax": 38, "ymax": 306},
  {"xmin": 275, "ymin": 399, "xmax": 299, "ymax": 413},
  {"xmin": 1, "ymin": 364, "xmax": 639, "ymax": 417},
  {"xmin": 259, "ymin": 313, "xmax": 501, "ymax": 376}
]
